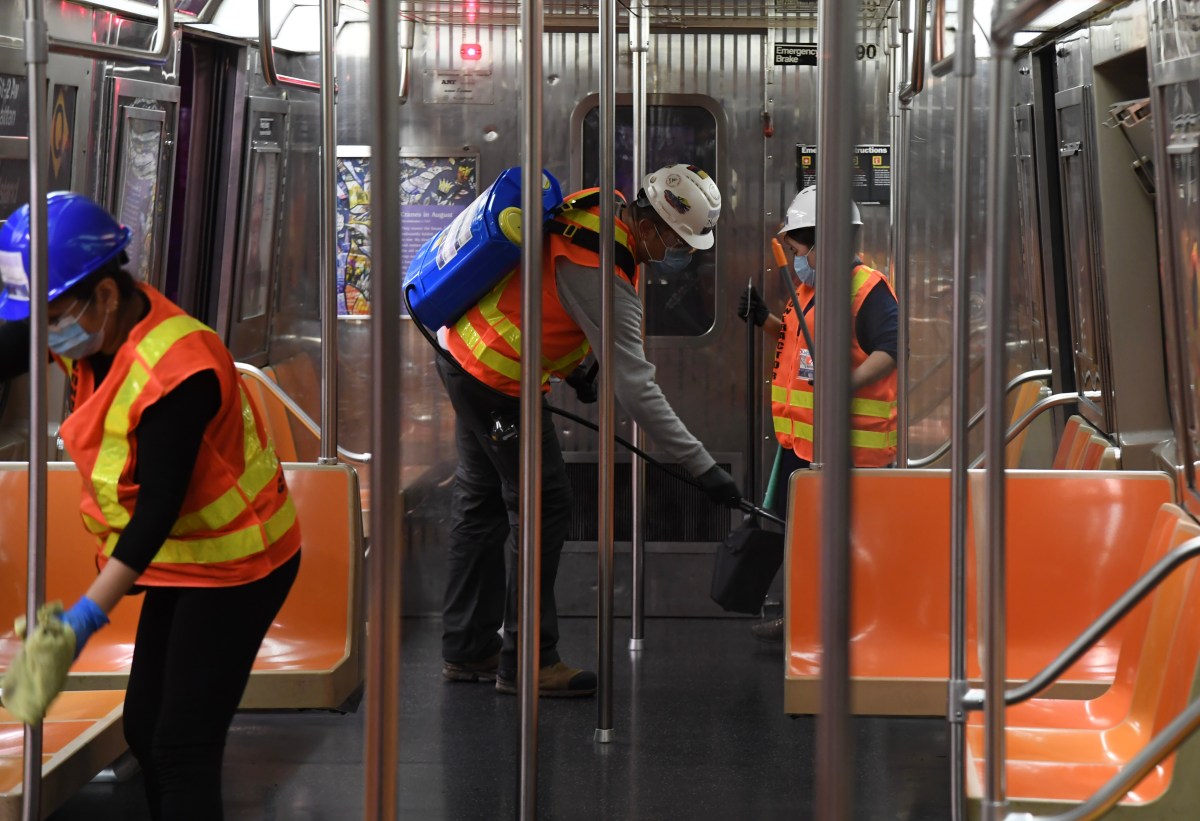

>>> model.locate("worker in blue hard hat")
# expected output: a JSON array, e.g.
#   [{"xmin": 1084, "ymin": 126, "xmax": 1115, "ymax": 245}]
[{"xmin": 0, "ymin": 192, "xmax": 301, "ymax": 820}]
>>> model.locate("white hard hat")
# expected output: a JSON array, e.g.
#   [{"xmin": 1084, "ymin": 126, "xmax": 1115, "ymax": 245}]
[
  {"xmin": 641, "ymin": 164, "xmax": 721, "ymax": 250},
  {"xmin": 777, "ymin": 185, "xmax": 863, "ymax": 235}
]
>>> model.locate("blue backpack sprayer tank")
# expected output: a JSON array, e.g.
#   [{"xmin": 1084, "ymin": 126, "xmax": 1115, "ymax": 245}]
[{"xmin": 403, "ymin": 167, "xmax": 564, "ymax": 331}]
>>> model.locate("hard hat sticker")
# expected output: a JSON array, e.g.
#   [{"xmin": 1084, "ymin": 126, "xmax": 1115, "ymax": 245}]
[
  {"xmin": 663, "ymin": 190, "xmax": 691, "ymax": 214},
  {"xmin": 0, "ymin": 250, "xmax": 29, "ymax": 297}
]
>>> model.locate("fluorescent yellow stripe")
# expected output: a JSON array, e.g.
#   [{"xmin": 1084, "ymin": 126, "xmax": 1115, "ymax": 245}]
[
  {"xmin": 546, "ymin": 341, "xmax": 591, "ymax": 374},
  {"xmin": 851, "ymin": 397, "xmax": 895, "ymax": 419},
  {"xmin": 790, "ymin": 391, "xmax": 814, "ymax": 409},
  {"xmin": 790, "ymin": 423, "xmax": 894, "ymax": 450},
  {"xmin": 558, "ymin": 208, "xmax": 634, "ymax": 252},
  {"xmin": 476, "ymin": 274, "xmax": 522, "ymax": 354},
  {"xmin": 171, "ymin": 387, "xmax": 282, "ymax": 535},
  {"xmin": 771, "ymin": 384, "xmax": 788, "ymax": 403},
  {"xmin": 104, "ymin": 496, "xmax": 298, "ymax": 564},
  {"xmin": 455, "ymin": 316, "xmax": 525, "ymax": 382},
  {"xmin": 90, "ymin": 316, "xmax": 211, "ymax": 529},
  {"xmin": 773, "ymin": 416, "xmax": 792, "ymax": 435},
  {"xmin": 851, "ymin": 266, "xmax": 874, "ymax": 295}
]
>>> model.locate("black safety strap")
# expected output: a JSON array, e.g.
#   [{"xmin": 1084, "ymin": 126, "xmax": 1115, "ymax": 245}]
[{"xmin": 545, "ymin": 216, "xmax": 638, "ymax": 281}]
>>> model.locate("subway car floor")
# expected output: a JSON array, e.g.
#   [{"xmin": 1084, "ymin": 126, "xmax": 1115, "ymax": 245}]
[{"xmin": 49, "ymin": 617, "xmax": 950, "ymax": 820}]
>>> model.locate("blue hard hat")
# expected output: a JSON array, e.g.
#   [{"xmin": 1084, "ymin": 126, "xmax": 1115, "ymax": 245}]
[{"xmin": 0, "ymin": 192, "xmax": 132, "ymax": 321}]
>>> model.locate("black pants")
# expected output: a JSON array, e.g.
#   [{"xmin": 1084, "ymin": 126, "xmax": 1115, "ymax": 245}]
[
  {"xmin": 123, "ymin": 550, "xmax": 300, "ymax": 821},
  {"xmin": 436, "ymin": 358, "xmax": 571, "ymax": 676}
]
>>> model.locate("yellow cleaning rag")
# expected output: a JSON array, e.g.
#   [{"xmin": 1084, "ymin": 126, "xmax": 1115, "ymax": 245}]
[{"xmin": 0, "ymin": 602, "xmax": 77, "ymax": 724}]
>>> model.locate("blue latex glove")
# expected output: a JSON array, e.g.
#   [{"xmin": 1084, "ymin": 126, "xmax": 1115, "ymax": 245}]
[{"xmin": 57, "ymin": 596, "xmax": 110, "ymax": 660}]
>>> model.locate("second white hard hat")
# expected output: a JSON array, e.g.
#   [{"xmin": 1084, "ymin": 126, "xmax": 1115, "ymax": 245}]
[
  {"xmin": 641, "ymin": 164, "xmax": 721, "ymax": 250},
  {"xmin": 777, "ymin": 185, "xmax": 863, "ymax": 235}
]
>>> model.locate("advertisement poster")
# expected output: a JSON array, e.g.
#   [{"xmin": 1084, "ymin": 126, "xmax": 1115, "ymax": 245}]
[
  {"xmin": 335, "ymin": 154, "xmax": 477, "ymax": 317},
  {"xmin": 0, "ymin": 74, "xmax": 28, "ymax": 138},
  {"xmin": 117, "ymin": 115, "xmax": 164, "ymax": 282},
  {"xmin": 49, "ymin": 85, "xmax": 77, "ymax": 190}
]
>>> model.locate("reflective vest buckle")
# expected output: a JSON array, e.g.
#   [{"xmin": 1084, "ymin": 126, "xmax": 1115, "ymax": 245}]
[{"xmin": 560, "ymin": 223, "xmax": 579, "ymax": 240}]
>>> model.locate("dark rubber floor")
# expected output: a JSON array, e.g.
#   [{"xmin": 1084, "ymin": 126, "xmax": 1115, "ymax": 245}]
[{"xmin": 50, "ymin": 617, "xmax": 950, "ymax": 820}]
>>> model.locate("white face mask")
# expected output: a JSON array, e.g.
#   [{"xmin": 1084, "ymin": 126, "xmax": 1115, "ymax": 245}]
[{"xmin": 793, "ymin": 252, "xmax": 816, "ymax": 287}]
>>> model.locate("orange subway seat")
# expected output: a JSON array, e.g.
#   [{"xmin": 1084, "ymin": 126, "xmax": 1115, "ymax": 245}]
[{"xmin": 965, "ymin": 508, "xmax": 1200, "ymax": 812}]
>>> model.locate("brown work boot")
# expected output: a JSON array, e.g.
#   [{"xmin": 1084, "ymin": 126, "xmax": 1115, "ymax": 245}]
[
  {"xmin": 442, "ymin": 653, "xmax": 500, "ymax": 682},
  {"xmin": 495, "ymin": 662, "xmax": 597, "ymax": 697},
  {"xmin": 751, "ymin": 617, "xmax": 784, "ymax": 643}
]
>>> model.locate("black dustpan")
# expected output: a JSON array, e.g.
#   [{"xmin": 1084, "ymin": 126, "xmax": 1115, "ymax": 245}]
[{"xmin": 710, "ymin": 502, "xmax": 785, "ymax": 615}]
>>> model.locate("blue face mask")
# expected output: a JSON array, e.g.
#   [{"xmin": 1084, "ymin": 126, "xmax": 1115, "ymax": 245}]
[
  {"xmin": 48, "ymin": 297, "xmax": 107, "ymax": 359},
  {"xmin": 650, "ymin": 245, "xmax": 693, "ymax": 277},
  {"xmin": 793, "ymin": 253, "xmax": 816, "ymax": 287}
]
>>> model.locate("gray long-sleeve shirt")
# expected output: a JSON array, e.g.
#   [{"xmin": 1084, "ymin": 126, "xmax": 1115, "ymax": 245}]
[{"xmin": 554, "ymin": 257, "xmax": 715, "ymax": 478}]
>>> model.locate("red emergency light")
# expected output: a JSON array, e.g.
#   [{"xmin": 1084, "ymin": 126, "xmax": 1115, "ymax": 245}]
[{"xmin": 461, "ymin": 43, "xmax": 483, "ymax": 61}]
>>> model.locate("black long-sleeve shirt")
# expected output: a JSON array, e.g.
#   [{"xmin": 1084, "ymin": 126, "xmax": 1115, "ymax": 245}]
[{"xmin": 0, "ymin": 320, "xmax": 220, "ymax": 573}]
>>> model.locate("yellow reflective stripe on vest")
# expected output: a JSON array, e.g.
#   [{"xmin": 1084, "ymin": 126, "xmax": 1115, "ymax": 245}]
[
  {"xmin": 455, "ymin": 313, "xmax": 525, "ymax": 383},
  {"xmin": 790, "ymin": 422, "xmax": 896, "ymax": 450},
  {"xmin": 476, "ymin": 273, "xmax": 522, "ymax": 354},
  {"xmin": 104, "ymin": 494, "xmax": 298, "ymax": 564},
  {"xmin": 170, "ymin": 386, "xmax": 283, "ymax": 535},
  {"xmin": 852, "ymin": 397, "xmax": 895, "ymax": 419},
  {"xmin": 557, "ymin": 208, "xmax": 634, "ymax": 253},
  {"xmin": 91, "ymin": 315, "xmax": 211, "ymax": 529},
  {"xmin": 851, "ymin": 266, "xmax": 874, "ymax": 296},
  {"xmin": 546, "ymin": 341, "xmax": 591, "ymax": 375}
]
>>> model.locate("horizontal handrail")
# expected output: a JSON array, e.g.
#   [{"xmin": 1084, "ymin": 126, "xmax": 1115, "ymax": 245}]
[
  {"xmin": 259, "ymin": 0, "xmax": 321, "ymax": 91},
  {"xmin": 966, "ymin": 389, "xmax": 1102, "ymax": 469},
  {"xmin": 236, "ymin": 363, "xmax": 371, "ymax": 463},
  {"xmin": 1005, "ymin": 692, "xmax": 1200, "ymax": 820},
  {"xmin": 962, "ymin": 535, "xmax": 1200, "ymax": 711},
  {"xmin": 907, "ymin": 369, "xmax": 1051, "ymax": 468},
  {"xmin": 47, "ymin": 0, "xmax": 173, "ymax": 65},
  {"xmin": 898, "ymin": 0, "xmax": 928, "ymax": 104}
]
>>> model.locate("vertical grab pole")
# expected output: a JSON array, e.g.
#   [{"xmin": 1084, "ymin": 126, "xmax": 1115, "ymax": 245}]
[
  {"xmin": 365, "ymin": 0, "xmax": 402, "ymax": 819},
  {"xmin": 947, "ymin": 2, "xmax": 975, "ymax": 820},
  {"xmin": 518, "ymin": 0, "xmax": 547, "ymax": 813},
  {"xmin": 20, "ymin": 3, "xmax": 49, "ymax": 820},
  {"xmin": 318, "ymin": 0, "xmax": 339, "ymax": 464},
  {"xmin": 895, "ymin": 0, "xmax": 912, "ymax": 468},
  {"xmin": 982, "ymin": 6, "xmax": 1016, "ymax": 820},
  {"xmin": 595, "ymin": 0, "xmax": 617, "ymax": 745},
  {"xmin": 814, "ymin": 0, "xmax": 857, "ymax": 817},
  {"xmin": 628, "ymin": 0, "xmax": 649, "ymax": 653}
]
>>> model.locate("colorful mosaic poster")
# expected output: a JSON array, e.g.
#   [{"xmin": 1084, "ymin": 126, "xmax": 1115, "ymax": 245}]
[
  {"xmin": 334, "ymin": 154, "xmax": 477, "ymax": 317},
  {"xmin": 336, "ymin": 157, "xmax": 371, "ymax": 315}
]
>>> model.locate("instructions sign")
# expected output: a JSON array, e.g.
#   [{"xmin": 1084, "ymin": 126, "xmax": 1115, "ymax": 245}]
[
  {"xmin": 426, "ymin": 70, "xmax": 495, "ymax": 105},
  {"xmin": 0, "ymin": 74, "xmax": 29, "ymax": 138},
  {"xmin": 794, "ymin": 144, "xmax": 892, "ymax": 206},
  {"xmin": 774, "ymin": 44, "xmax": 817, "ymax": 66}
]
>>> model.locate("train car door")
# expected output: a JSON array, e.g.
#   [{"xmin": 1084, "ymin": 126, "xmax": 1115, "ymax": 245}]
[
  {"xmin": 103, "ymin": 77, "xmax": 180, "ymax": 292},
  {"xmin": 1055, "ymin": 82, "xmax": 1113, "ymax": 429},
  {"xmin": 227, "ymin": 97, "xmax": 289, "ymax": 365}
]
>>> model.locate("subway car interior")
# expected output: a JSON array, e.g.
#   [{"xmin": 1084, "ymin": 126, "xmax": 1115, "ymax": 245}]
[{"xmin": 4, "ymin": 0, "xmax": 1200, "ymax": 818}]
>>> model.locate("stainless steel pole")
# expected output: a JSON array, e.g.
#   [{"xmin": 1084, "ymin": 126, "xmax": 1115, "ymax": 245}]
[
  {"xmin": 982, "ymin": 8, "xmax": 1016, "ymax": 820},
  {"xmin": 518, "ymin": 0, "xmax": 547, "ymax": 812},
  {"xmin": 948, "ymin": 3, "xmax": 975, "ymax": 820},
  {"xmin": 365, "ymin": 0, "xmax": 402, "ymax": 818},
  {"xmin": 20, "ymin": 3, "xmax": 49, "ymax": 820},
  {"xmin": 318, "ymin": 0, "xmax": 338, "ymax": 464},
  {"xmin": 895, "ymin": 0, "xmax": 912, "ymax": 468},
  {"xmin": 595, "ymin": 0, "xmax": 617, "ymax": 745},
  {"xmin": 628, "ymin": 0, "xmax": 649, "ymax": 654},
  {"xmin": 814, "ymin": 0, "xmax": 857, "ymax": 817}
]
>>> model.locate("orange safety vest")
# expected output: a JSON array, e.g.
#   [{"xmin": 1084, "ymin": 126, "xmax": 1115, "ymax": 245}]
[
  {"xmin": 771, "ymin": 264, "xmax": 898, "ymax": 467},
  {"xmin": 446, "ymin": 189, "xmax": 638, "ymax": 397},
  {"xmin": 57, "ymin": 283, "xmax": 301, "ymax": 587}
]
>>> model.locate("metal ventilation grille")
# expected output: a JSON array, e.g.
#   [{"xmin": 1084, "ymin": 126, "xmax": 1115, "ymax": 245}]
[
  {"xmin": 565, "ymin": 460, "xmax": 733, "ymax": 542},
  {"xmin": 400, "ymin": 0, "xmax": 894, "ymax": 27}
]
